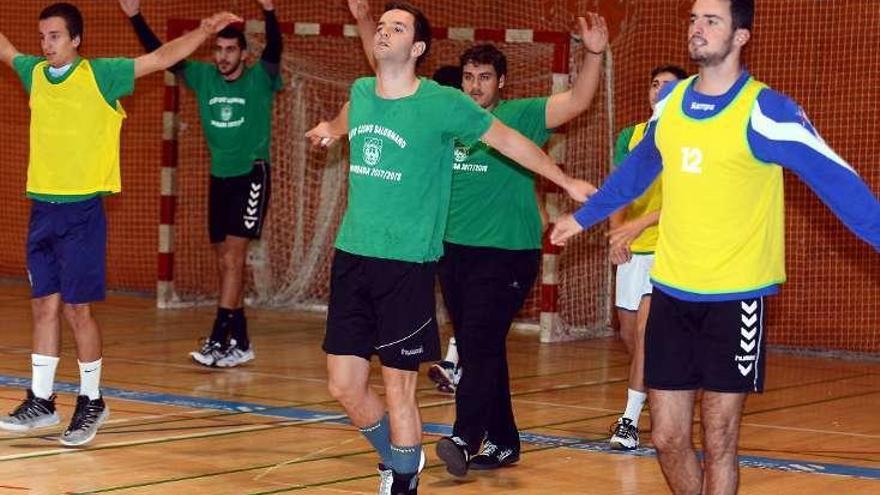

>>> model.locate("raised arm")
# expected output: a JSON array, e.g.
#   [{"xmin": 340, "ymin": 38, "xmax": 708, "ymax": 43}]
[
  {"xmin": 305, "ymin": 101, "xmax": 350, "ymax": 148},
  {"xmin": 545, "ymin": 13, "xmax": 607, "ymax": 129},
  {"xmin": 133, "ymin": 12, "xmax": 241, "ymax": 79},
  {"xmin": 748, "ymin": 90, "xmax": 880, "ymax": 250},
  {"xmin": 481, "ymin": 119, "xmax": 596, "ymax": 202},
  {"xmin": 348, "ymin": 0, "xmax": 376, "ymax": 71},
  {"xmin": 258, "ymin": 0, "xmax": 283, "ymax": 77},
  {"xmin": 0, "ymin": 31, "xmax": 20, "ymax": 68}
]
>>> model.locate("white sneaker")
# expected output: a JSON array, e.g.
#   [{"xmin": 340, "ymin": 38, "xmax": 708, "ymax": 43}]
[
  {"xmin": 189, "ymin": 338, "xmax": 226, "ymax": 367},
  {"xmin": 214, "ymin": 339, "xmax": 255, "ymax": 368},
  {"xmin": 609, "ymin": 417, "xmax": 639, "ymax": 450}
]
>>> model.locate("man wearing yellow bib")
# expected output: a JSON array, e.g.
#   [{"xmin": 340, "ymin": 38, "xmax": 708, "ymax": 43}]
[
  {"xmin": 607, "ymin": 64, "xmax": 687, "ymax": 451},
  {"xmin": 0, "ymin": 2, "xmax": 240, "ymax": 447},
  {"xmin": 552, "ymin": 0, "xmax": 879, "ymax": 493}
]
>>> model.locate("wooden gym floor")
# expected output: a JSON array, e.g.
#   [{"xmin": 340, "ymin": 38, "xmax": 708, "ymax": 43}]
[{"xmin": 0, "ymin": 284, "xmax": 877, "ymax": 494}]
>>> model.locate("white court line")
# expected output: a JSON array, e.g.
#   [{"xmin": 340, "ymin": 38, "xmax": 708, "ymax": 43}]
[
  {"xmin": 0, "ymin": 413, "xmax": 348, "ymax": 462},
  {"xmin": 741, "ymin": 421, "xmax": 880, "ymax": 439}
]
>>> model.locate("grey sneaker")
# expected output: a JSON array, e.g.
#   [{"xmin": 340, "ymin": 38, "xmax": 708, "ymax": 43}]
[
  {"xmin": 189, "ymin": 338, "xmax": 226, "ymax": 367},
  {"xmin": 609, "ymin": 417, "xmax": 639, "ymax": 450},
  {"xmin": 377, "ymin": 462, "xmax": 394, "ymax": 495},
  {"xmin": 60, "ymin": 395, "xmax": 109, "ymax": 447},
  {"xmin": 0, "ymin": 389, "xmax": 60, "ymax": 432},
  {"xmin": 214, "ymin": 339, "xmax": 255, "ymax": 368}
]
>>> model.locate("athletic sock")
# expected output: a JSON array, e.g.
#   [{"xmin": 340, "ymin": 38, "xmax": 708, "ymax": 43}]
[
  {"xmin": 358, "ymin": 414, "xmax": 393, "ymax": 466},
  {"xmin": 229, "ymin": 308, "xmax": 249, "ymax": 350},
  {"xmin": 78, "ymin": 358, "xmax": 103, "ymax": 400},
  {"xmin": 31, "ymin": 354, "xmax": 60, "ymax": 400},
  {"xmin": 623, "ymin": 388, "xmax": 647, "ymax": 427},
  {"xmin": 210, "ymin": 308, "xmax": 235, "ymax": 344},
  {"xmin": 443, "ymin": 337, "xmax": 458, "ymax": 365},
  {"xmin": 391, "ymin": 443, "xmax": 423, "ymax": 474}
]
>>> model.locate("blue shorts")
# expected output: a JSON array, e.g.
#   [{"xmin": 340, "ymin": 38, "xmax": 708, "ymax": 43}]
[{"xmin": 26, "ymin": 197, "xmax": 107, "ymax": 303}]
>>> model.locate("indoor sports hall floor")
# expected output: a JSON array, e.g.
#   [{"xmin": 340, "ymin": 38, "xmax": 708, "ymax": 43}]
[{"xmin": 0, "ymin": 283, "xmax": 877, "ymax": 494}]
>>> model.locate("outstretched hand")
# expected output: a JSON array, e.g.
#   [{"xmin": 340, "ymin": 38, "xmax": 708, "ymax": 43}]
[
  {"xmin": 550, "ymin": 214, "xmax": 584, "ymax": 246},
  {"xmin": 348, "ymin": 0, "xmax": 371, "ymax": 21},
  {"xmin": 306, "ymin": 122, "xmax": 343, "ymax": 148},
  {"xmin": 577, "ymin": 12, "xmax": 608, "ymax": 54},
  {"xmin": 200, "ymin": 12, "xmax": 244, "ymax": 35},
  {"xmin": 118, "ymin": 0, "xmax": 140, "ymax": 17},
  {"xmin": 564, "ymin": 178, "xmax": 598, "ymax": 203}
]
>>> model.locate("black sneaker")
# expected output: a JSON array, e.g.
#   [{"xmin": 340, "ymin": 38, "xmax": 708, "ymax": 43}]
[
  {"xmin": 469, "ymin": 440, "xmax": 520, "ymax": 470},
  {"xmin": 390, "ymin": 471, "xmax": 419, "ymax": 495},
  {"xmin": 609, "ymin": 417, "xmax": 639, "ymax": 450},
  {"xmin": 60, "ymin": 395, "xmax": 109, "ymax": 447},
  {"xmin": 436, "ymin": 435, "xmax": 471, "ymax": 477},
  {"xmin": 0, "ymin": 389, "xmax": 60, "ymax": 432}
]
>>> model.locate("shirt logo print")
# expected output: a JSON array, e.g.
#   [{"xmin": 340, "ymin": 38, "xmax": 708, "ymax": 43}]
[{"xmin": 363, "ymin": 137, "xmax": 383, "ymax": 166}]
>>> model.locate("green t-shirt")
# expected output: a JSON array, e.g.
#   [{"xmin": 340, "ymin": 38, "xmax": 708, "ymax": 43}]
[
  {"xmin": 444, "ymin": 97, "xmax": 551, "ymax": 250},
  {"xmin": 336, "ymin": 77, "xmax": 494, "ymax": 262},
  {"xmin": 612, "ymin": 124, "xmax": 637, "ymax": 167},
  {"xmin": 182, "ymin": 61, "xmax": 283, "ymax": 177},
  {"xmin": 13, "ymin": 55, "xmax": 135, "ymax": 203}
]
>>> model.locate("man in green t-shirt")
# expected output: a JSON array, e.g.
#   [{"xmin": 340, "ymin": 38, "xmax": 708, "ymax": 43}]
[
  {"xmin": 307, "ymin": 3, "xmax": 594, "ymax": 493},
  {"xmin": 607, "ymin": 64, "xmax": 687, "ymax": 452},
  {"xmin": 119, "ymin": 0, "xmax": 284, "ymax": 368},
  {"xmin": 0, "ymin": 2, "xmax": 239, "ymax": 447},
  {"xmin": 347, "ymin": 1, "xmax": 607, "ymax": 476}
]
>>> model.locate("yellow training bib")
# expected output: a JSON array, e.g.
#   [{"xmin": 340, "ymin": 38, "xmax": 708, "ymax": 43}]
[
  {"xmin": 28, "ymin": 59, "xmax": 125, "ymax": 195},
  {"xmin": 651, "ymin": 76, "xmax": 786, "ymax": 294}
]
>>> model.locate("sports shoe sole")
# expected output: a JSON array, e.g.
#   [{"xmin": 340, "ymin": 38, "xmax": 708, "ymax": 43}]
[
  {"xmin": 215, "ymin": 352, "xmax": 255, "ymax": 368},
  {"xmin": 469, "ymin": 453, "xmax": 520, "ymax": 470},
  {"xmin": 0, "ymin": 413, "xmax": 60, "ymax": 432},
  {"xmin": 60, "ymin": 406, "xmax": 109, "ymax": 447},
  {"xmin": 436, "ymin": 437, "xmax": 469, "ymax": 477},
  {"xmin": 189, "ymin": 352, "xmax": 216, "ymax": 367},
  {"xmin": 427, "ymin": 365, "xmax": 454, "ymax": 389},
  {"xmin": 609, "ymin": 438, "xmax": 638, "ymax": 451}
]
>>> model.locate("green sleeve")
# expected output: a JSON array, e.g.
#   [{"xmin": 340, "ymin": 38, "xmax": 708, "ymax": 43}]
[
  {"xmin": 89, "ymin": 58, "xmax": 135, "ymax": 105},
  {"xmin": 12, "ymin": 54, "xmax": 43, "ymax": 94},
  {"xmin": 181, "ymin": 60, "xmax": 211, "ymax": 90},
  {"xmin": 510, "ymin": 97, "xmax": 551, "ymax": 147},
  {"xmin": 445, "ymin": 87, "xmax": 493, "ymax": 146},
  {"xmin": 612, "ymin": 125, "xmax": 636, "ymax": 167}
]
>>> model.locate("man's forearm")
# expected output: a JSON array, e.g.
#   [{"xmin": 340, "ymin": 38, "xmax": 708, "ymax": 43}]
[
  {"xmin": 261, "ymin": 8, "xmax": 282, "ymax": 65},
  {"xmin": 128, "ymin": 13, "xmax": 163, "ymax": 52},
  {"xmin": 0, "ymin": 31, "xmax": 19, "ymax": 67}
]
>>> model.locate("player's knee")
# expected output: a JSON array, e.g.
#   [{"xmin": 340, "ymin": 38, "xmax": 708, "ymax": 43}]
[
  {"xmin": 652, "ymin": 425, "xmax": 691, "ymax": 453},
  {"xmin": 62, "ymin": 303, "xmax": 93, "ymax": 329},
  {"xmin": 327, "ymin": 375, "xmax": 364, "ymax": 404},
  {"xmin": 702, "ymin": 424, "xmax": 739, "ymax": 460}
]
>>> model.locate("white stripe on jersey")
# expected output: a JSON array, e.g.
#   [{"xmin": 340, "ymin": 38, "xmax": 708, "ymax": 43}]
[{"xmin": 751, "ymin": 101, "xmax": 857, "ymax": 175}]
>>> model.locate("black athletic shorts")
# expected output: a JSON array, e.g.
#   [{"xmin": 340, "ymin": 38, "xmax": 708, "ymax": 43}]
[
  {"xmin": 323, "ymin": 249, "xmax": 441, "ymax": 371},
  {"xmin": 208, "ymin": 160, "xmax": 271, "ymax": 244},
  {"xmin": 645, "ymin": 288, "xmax": 767, "ymax": 393}
]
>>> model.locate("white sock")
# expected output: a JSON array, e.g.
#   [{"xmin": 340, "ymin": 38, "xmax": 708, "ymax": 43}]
[
  {"xmin": 31, "ymin": 354, "xmax": 60, "ymax": 400},
  {"xmin": 443, "ymin": 337, "xmax": 458, "ymax": 365},
  {"xmin": 623, "ymin": 388, "xmax": 647, "ymax": 426},
  {"xmin": 78, "ymin": 358, "xmax": 103, "ymax": 400}
]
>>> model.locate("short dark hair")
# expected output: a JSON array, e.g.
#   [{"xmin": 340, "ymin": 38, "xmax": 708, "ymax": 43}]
[
  {"xmin": 383, "ymin": 1, "xmax": 432, "ymax": 66},
  {"xmin": 217, "ymin": 26, "xmax": 247, "ymax": 50},
  {"xmin": 728, "ymin": 0, "xmax": 754, "ymax": 32},
  {"xmin": 651, "ymin": 64, "xmax": 688, "ymax": 81},
  {"xmin": 459, "ymin": 44, "xmax": 507, "ymax": 79},
  {"xmin": 432, "ymin": 65, "xmax": 462, "ymax": 89},
  {"xmin": 39, "ymin": 2, "xmax": 83, "ymax": 44}
]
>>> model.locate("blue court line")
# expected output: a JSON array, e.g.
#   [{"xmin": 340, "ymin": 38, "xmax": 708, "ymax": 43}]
[{"xmin": 2, "ymin": 375, "xmax": 878, "ymax": 481}]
